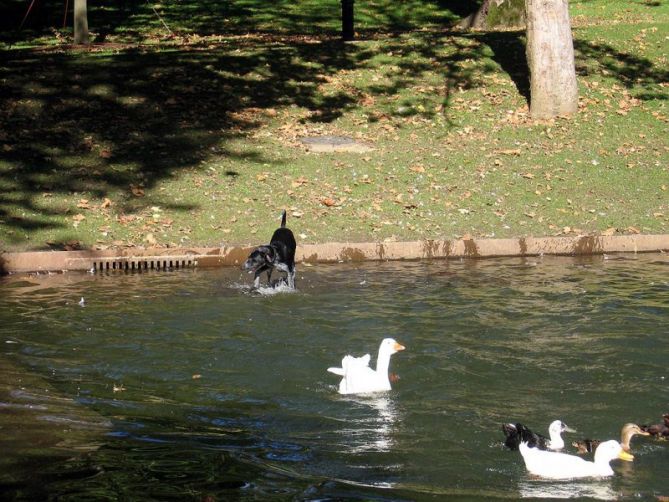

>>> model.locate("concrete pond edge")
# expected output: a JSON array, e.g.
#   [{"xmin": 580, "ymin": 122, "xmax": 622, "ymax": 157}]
[{"xmin": 1, "ymin": 234, "xmax": 668, "ymax": 275}]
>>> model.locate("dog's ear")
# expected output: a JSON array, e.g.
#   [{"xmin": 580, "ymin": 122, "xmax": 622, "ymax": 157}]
[{"xmin": 264, "ymin": 248, "xmax": 275, "ymax": 263}]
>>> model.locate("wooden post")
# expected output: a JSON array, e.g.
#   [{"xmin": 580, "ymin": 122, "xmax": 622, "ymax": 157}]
[{"xmin": 525, "ymin": 0, "xmax": 578, "ymax": 119}]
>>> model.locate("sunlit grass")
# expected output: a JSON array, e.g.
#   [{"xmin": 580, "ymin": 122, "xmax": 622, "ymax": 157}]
[{"xmin": 0, "ymin": 0, "xmax": 667, "ymax": 251}]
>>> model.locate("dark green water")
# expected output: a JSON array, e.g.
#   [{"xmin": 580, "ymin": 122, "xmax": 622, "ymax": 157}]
[{"xmin": 1, "ymin": 255, "xmax": 668, "ymax": 501}]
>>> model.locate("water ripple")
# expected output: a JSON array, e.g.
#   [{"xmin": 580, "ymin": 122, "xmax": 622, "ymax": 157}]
[{"xmin": 1, "ymin": 254, "xmax": 668, "ymax": 499}]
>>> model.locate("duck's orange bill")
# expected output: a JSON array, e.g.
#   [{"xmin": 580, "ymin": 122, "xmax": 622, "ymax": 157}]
[
  {"xmin": 394, "ymin": 343, "xmax": 406, "ymax": 351},
  {"xmin": 618, "ymin": 451, "xmax": 634, "ymax": 462}
]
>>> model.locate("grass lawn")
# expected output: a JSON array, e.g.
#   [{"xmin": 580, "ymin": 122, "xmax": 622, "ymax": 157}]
[{"xmin": 0, "ymin": 0, "xmax": 667, "ymax": 252}]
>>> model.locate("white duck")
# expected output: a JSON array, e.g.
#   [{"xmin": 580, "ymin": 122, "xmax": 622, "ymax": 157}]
[
  {"xmin": 327, "ymin": 338, "xmax": 405, "ymax": 395},
  {"xmin": 519, "ymin": 439, "xmax": 633, "ymax": 479}
]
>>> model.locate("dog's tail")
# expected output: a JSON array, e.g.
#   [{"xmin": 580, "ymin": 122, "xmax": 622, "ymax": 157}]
[{"xmin": 280, "ymin": 209, "xmax": 287, "ymax": 227}]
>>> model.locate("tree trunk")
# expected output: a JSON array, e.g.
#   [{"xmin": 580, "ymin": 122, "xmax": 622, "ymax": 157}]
[
  {"xmin": 525, "ymin": 0, "xmax": 578, "ymax": 119},
  {"xmin": 74, "ymin": 0, "xmax": 89, "ymax": 45},
  {"xmin": 341, "ymin": 0, "xmax": 354, "ymax": 41}
]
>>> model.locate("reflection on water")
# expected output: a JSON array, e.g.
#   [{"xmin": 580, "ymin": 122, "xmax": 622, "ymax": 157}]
[
  {"xmin": 518, "ymin": 480, "xmax": 618, "ymax": 500},
  {"xmin": 0, "ymin": 254, "xmax": 668, "ymax": 500},
  {"xmin": 336, "ymin": 395, "xmax": 399, "ymax": 454}
]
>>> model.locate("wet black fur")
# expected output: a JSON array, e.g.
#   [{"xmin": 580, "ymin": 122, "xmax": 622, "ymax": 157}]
[{"xmin": 242, "ymin": 210, "xmax": 296, "ymax": 289}]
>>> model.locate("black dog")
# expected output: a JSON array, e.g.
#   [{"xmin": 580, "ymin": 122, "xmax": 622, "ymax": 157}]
[{"xmin": 243, "ymin": 210, "xmax": 296, "ymax": 289}]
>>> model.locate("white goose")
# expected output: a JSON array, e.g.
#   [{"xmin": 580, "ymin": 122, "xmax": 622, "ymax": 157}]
[
  {"xmin": 519, "ymin": 439, "xmax": 633, "ymax": 479},
  {"xmin": 327, "ymin": 338, "xmax": 405, "ymax": 395}
]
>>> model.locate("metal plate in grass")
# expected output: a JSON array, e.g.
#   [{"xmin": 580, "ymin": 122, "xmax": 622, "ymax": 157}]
[{"xmin": 300, "ymin": 135, "xmax": 373, "ymax": 153}]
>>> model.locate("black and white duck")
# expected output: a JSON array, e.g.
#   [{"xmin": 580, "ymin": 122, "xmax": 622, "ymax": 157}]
[{"xmin": 502, "ymin": 419, "xmax": 575, "ymax": 451}]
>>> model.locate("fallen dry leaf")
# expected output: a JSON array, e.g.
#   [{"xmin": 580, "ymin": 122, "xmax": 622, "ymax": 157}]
[
  {"xmin": 499, "ymin": 149, "xmax": 521, "ymax": 156},
  {"xmin": 130, "ymin": 185, "xmax": 145, "ymax": 197},
  {"xmin": 117, "ymin": 214, "xmax": 136, "ymax": 225},
  {"xmin": 359, "ymin": 94, "xmax": 375, "ymax": 107},
  {"xmin": 63, "ymin": 240, "xmax": 82, "ymax": 251},
  {"xmin": 292, "ymin": 176, "xmax": 309, "ymax": 188}
]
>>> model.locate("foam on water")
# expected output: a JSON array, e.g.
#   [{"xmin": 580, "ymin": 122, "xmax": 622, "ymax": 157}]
[{"xmin": 229, "ymin": 281, "xmax": 297, "ymax": 296}]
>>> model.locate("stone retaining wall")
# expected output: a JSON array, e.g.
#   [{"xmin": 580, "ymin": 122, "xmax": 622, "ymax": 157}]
[{"xmin": 1, "ymin": 234, "xmax": 668, "ymax": 274}]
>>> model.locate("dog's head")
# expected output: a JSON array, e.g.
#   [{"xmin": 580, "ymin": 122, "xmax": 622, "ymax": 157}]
[{"xmin": 242, "ymin": 245, "xmax": 276, "ymax": 273}]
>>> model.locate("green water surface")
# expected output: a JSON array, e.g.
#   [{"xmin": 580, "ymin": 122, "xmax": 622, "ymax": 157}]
[{"xmin": 1, "ymin": 255, "xmax": 668, "ymax": 500}]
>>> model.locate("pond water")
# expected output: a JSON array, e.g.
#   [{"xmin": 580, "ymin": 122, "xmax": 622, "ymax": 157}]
[{"xmin": 1, "ymin": 255, "xmax": 668, "ymax": 500}]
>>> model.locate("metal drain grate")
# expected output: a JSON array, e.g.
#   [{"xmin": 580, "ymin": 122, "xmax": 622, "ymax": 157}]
[{"xmin": 93, "ymin": 257, "xmax": 197, "ymax": 272}]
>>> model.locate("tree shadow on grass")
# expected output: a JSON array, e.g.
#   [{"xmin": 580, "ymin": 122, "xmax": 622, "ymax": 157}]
[
  {"xmin": 462, "ymin": 30, "xmax": 667, "ymax": 108},
  {"xmin": 574, "ymin": 39, "xmax": 669, "ymax": 100},
  {"xmin": 1, "ymin": 3, "xmax": 667, "ymax": 249},
  {"xmin": 0, "ymin": 30, "xmax": 492, "ymax": 248},
  {"xmin": 0, "ymin": 0, "xmax": 469, "ymax": 45},
  {"xmin": 476, "ymin": 30, "xmax": 530, "ymax": 104},
  {"xmin": 0, "ymin": 40, "xmax": 367, "ymax": 247}
]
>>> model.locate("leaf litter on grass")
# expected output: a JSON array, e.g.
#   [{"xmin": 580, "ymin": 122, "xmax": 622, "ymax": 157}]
[{"xmin": 0, "ymin": 0, "xmax": 668, "ymax": 251}]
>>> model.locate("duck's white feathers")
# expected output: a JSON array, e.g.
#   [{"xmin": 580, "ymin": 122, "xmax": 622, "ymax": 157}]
[
  {"xmin": 327, "ymin": 354, "xmax": 371, "ymax": 376},
  {"xmin": 519, "ymin": 440, "xmax": 628, "ymax": 479},
  {"xmin": 327, "ymin": 338, "xmax": 404, "ymax": 395}
]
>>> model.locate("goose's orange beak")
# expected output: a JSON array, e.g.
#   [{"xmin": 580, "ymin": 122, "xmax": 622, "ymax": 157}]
[
  {"xmin": 394, "ymin": 342, "xmax": 406, "ymax": 351},
  {"xmin": 618, "ymin": 450, "xmax": 634, "ymax": 462}
]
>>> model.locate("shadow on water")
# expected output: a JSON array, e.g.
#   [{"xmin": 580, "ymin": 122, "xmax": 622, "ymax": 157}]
[
  {"xmin": 0, "ymin": 349, "xmax": 407, "ymax": 499},
  {"xmin": 0, "ymin": 354, "xmax": 110, "ymax": 498}
]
